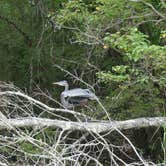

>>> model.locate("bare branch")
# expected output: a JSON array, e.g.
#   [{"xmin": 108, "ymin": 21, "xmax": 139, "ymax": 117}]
[
  {"xmin": 0, "ymin": 91, "xmax": 87, "ymax": 118},
  {"xmin": 1, "ymin": 117, "xmax": 166, "ymax": 131},
  {"xmin": 0, "ymin": 82, "xmax": 159, "ymax": 165}
]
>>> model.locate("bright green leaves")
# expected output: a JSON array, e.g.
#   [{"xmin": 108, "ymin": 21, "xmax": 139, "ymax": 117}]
[
  {"xmin": 53, "ymin": 0, "xmax": 100, "ymax": 27},
  {"xmin": 161, "ymin": 30, "xmax": 166, "ymax": 39},
  {"xmin": 99, "ymin": 27, "xmax": 166, "ymax": 92},
  {"xmin": 99, "ymin": 28, "xmax": 149, "ymax": 84},
  {"xmin": 104, "ymin": 28, "xmax": 149, "ymax": 62},
  {"xmin": 97, "ymin": 65, "xmax": 130, "ymax": 83},
  {"xmin": 98, "ymin": 27, "xmax": 166, "ymax": 118},
  {"xmin": 100, "ymin": 28, "xmax": 166, "ymax": 87},
  {"xmin": 97, "ymin": 71, "xmax": 130, "ymax": 83},
  {"xmin": 112, "ymin": 65, "xmax": 128, "ymax": 74},
  {"xmin": 53, "ymin": 0, "xmax": 161, "ymax": 46},
  {"xmin": 55, "ymin": 0, "xmax": 87, "ymax": 26},
  {"xmin": 50, "ymin": 0, "xmax": 103, "ymax": 45}
]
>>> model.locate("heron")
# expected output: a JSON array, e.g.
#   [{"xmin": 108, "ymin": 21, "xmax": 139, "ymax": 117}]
[{"xmin": 53, "ymin": 80, "xmax": 97, "ymax": 108}]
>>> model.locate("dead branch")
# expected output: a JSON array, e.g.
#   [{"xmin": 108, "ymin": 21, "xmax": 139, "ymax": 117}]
[
  {"xmin": 0, "ymin": 117, "xmax": 166, "ymax": 132},
  {"xmin": 0, "ymin": 83, "xmax": 160, "ymax": 165},
  {"xmin": 0, "ymin": 91, "xmax": 88, "ymax": 118},
  {"xmin": 0, "ymin": 90, "xmax": 166, "ymax": 132}
]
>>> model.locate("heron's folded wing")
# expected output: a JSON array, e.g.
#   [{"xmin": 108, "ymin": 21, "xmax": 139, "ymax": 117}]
[{"xmin": 62, "ymin": 88, "xmax": 94, "ymax": 98}]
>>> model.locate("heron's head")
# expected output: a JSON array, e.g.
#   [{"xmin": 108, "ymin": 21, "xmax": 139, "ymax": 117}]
[{"xmin": 52, "ymin": 80, "xmax": 68, "ymax": 86}]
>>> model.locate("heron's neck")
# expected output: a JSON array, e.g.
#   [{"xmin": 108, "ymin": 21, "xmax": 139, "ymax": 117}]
[{"xmin": 64, "ymin": 83, "xmax": 69, "ymax": 91}]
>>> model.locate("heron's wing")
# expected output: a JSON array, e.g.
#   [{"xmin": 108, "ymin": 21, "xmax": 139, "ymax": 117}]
[{"xmin": 62, "ymin": 88, "xmax": 96, "ymax": 98}]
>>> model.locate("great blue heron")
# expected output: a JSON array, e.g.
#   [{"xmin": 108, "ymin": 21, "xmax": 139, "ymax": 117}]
[{"xmin": 53, "ymin": 80, "xmax": 97, "ymax": 108}]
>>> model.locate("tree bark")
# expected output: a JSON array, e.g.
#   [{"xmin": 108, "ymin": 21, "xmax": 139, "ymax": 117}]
[{"xmin": 1, "ymin": 117, "xmax": 166, "ymax": 132}]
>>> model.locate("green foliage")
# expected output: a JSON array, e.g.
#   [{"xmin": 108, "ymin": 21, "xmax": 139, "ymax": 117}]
[
  {"xmin": 104, "ymin": 28, "xmax": 149, "ymax": 61},
  {"xmin": 0, "ymin": 0, "xmax": 166, "ymax": 162},
  {"xmin": 21, "ymin": 142, "xmax": 41, "ymax": 154},
  {"xmin": 97, "ymin": 70, "xmax": 130, "ymax": 83},
  {"xmin": 0, "ymin": 0, "xmax": 165, "ymax": 118},
  {"xmin": 98, "ymin": 28, "xmax": 166, "ymax": 118}
]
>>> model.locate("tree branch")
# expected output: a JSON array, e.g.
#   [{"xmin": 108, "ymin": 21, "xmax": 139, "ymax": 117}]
[
  {"xmin": 0, "ymin": 91, "xmax": 87, "ymax": 117},
  {"xmin": 143, "ymin": 2, "xmax": 166, "ymax": 19},
  {"xmin": 0, "ymin": 15, "xmax": 32, "ymax": 46},
  {"xmin": 1, "ymin": 117, "xmax": 166, "ymax": 132},
  {"xmin": 0, "ymin": 90, "xmax": 166, "ymax": 132}
]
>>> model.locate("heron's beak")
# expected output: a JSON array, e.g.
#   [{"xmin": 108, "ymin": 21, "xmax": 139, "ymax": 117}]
[{"xmin": 52, "ymin": 82, "xmax": 59, "ymax": 85}]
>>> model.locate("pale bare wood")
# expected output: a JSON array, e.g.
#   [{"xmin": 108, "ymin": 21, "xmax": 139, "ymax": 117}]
[{"xmin": 0, "ymin": 117, "xmax": 165, "ymax": 132}]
